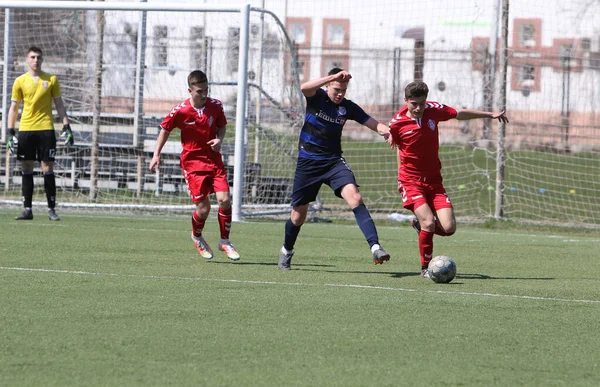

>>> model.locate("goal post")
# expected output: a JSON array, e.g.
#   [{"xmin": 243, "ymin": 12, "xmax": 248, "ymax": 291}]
[
  {"xmin": 0, "ymin": 0, "xmax": 304, "ymax": 221},
  {"xmin": 1, "ymin": 0, "xmax": 599, "ymax": 228}
]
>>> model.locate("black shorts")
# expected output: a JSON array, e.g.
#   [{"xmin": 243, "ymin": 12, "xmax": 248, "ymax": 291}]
[
  {"xmin": 290, "ymin": 156, "xmax": 358, "ymax": 206},
  {"xmin": 16, "ymin": 130, "xmax": 57, "ymax": 162}
]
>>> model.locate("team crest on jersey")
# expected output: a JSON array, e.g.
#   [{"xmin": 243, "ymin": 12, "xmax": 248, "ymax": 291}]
[
  {"xmin": 337, "ymin": 106, "xmax": 346, "ymax": 116},
  {"xmin": 428, "ymin": 119, "xmax": 435, "ymax": 130},
  {"xmin": 42, "ymin": 81, "xmax": 48, "ymax": 89}
]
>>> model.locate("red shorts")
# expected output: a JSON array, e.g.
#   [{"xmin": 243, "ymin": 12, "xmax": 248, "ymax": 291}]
[
  {"xmin": 398, "ymin": 180, "xmax": 453, "ymax": 212},
  {"xmin": 184, "ymin": 168, "xmax": 230, "ymax": 203}
]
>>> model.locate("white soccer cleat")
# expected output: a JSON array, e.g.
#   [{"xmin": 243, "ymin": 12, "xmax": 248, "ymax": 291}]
[
  {"xmin": 191, "ymin": 233, "xmax": 213, "ymax": 260},
  {"xmin": 218, "ymin": 239, "xmax": 240, "ymax": 261}
]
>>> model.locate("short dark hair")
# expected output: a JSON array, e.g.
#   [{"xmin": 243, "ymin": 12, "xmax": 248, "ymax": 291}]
[
  {"xmin": 405, "ymin": 81, "xmax": 429, "ymax": 99},
  {"xmin": 188, "ymin": 70, "xmax": 208, "ymax": 87},
  {"xmin": 328, "ymin": 67, "xmax": 343, "ymax": 76},
  {"xmin": 27, "ymin": 46, "xmax": 43, "ymax": 56}
]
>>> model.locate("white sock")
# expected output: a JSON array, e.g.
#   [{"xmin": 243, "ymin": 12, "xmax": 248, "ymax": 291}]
[
  {"xmin": 370, "ymin": 244, "xmax": 381, "ymax": 253},
  {"xmin": 281, "ymin": 246, "xmax": 293, "ymax": 254}
]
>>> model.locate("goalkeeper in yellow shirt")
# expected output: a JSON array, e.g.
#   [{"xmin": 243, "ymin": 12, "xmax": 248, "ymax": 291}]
[{"xmin": 6, "ymin": 46, "xmax": 73, "ymax": 221}]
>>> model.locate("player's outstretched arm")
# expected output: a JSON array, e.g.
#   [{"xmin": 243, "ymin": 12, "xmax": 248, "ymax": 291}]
[
  {"xmin": 149, "ymin": 128, "xmax": 171, "ymax": 172},
  {"xmin": 363, "ymin": 117, "xmax": 393, "ymax": 145},
  {"xmin": 456, "ymin": 108, "xmax": 509, "ymax": 123},
  {"xmin": 300, "ymin": 71, "xmax": 352, "ymax": 98}
]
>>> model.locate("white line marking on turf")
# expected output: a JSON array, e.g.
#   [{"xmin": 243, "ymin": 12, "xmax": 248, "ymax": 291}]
[{"xmin": 2, "ymin": 266, "xmax": 600, "ymax": 304}]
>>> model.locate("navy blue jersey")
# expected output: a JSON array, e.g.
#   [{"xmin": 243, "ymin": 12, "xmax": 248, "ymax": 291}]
[{"xmin": 299, "ymin": 88, "xmax": 370, "ymax": 160}]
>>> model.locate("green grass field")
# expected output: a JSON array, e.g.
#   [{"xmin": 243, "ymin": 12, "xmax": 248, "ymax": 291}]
[{"xmin": 1, "ymin": 208, "xmax": 600, "ymax": 386}]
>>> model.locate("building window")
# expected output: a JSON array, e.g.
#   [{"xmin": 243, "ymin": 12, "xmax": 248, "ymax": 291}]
[
  {"xmin": 153, "ymin": 25, "xmax": 168, "ymax": 67},
  {"xmin": 322, "ymin": 18, "xmax": 349, "ymax": 48},
  {"xmin": 558, "ymin": 43, "xmax": 574, "ymax": 60},
  {"xmin": 326, "ymin": 23, "xmax": 345, "ymax": 45},
  {"xmin": 518, "ymin": 24, "xmax": 536, "ymax": 48},
  {"xmin": 514, "ymin": 19, "xmax": 541, "ymax": 49},
  {"xmin": 227, "ymin": 27, "xmax": 240, "ymax": 74},
  {"xmin": 290, "ymin": 24, "xmax": 307, "ymax": 45},
  {"xmin": 580, "ymin": 38, "xmax": 591, "ymax": 51},
  {"xmin": 286, "ymin": 17, "xmax": 311, "ymax": 48},
  {"xmin": 321, "ymin": 55, "xmax": 349, "ymax": 76},
  {"xmin": 472, "ymin": 38, "xmax": 489, "ymax": 71},
  {"xmin": 262, "ymin": 31, "xmax": 281, "ymax": 60},
  {"xmin": 286, "ymin": 53, "xmax": 310, "ymax": 83},
  {"xmin": 517, "ymin": 64, "xmax": 535, "ymax": 86},
  {"xmin": 190, "ymin": 26, "xmax": 207, "ymax": 71}
]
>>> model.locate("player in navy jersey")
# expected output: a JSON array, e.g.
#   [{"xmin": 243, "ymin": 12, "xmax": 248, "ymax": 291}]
[
  {"xmin": 278, "ymin": 68, "xmax": 392, "ymax": 270},
  {"xmin": 389, "ymin": 81, "xmax": 508, "ymax": 278},
  {"xmin": 150, "ymin": 70, "xmax": 240, "ymax": 261}
]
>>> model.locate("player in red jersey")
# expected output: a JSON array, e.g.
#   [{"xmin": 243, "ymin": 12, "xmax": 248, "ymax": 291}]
[
  {"xmin": 149, "ymin": 70, "xmax": 240, "ymax": 261},
  {"xmin": 389, "ymin": 81, "xmax": 508, "ymax": 278}
]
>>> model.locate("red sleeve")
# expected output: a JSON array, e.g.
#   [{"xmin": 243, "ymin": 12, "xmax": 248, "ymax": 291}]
[
  {"xmin": 214, "ymin": 99, "xmax": 227, "ymax": 128},
  {"xmin": 388, "ymin": 108, "xmax": 404, "ymax": 145},
  {"xmin": 160, "ymin": 105, "xmax": 181, "ymax": 133},
  {"xmin": 428, "ymin": 102, "xmax": 457, "ymax": 122}
]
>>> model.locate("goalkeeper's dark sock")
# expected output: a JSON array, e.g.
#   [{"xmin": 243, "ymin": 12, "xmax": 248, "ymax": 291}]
[
  {"xmin": 283, "ymin": 218, "xmax": 301, "ymax": 251},
  {"xmin": 352, "ymin": 204, "xmax": 379, "ymax": 248},
  {"xmin": 418, "ymin": 230, "xmax": 434, "ymax": 267},
  {"xmin": 218, "ymin": 206, "xmax": 232, "ymax": 240},
  {"xmin": 22, "ymin": 172, "xmax": 34, "ymax": 208},
  {"xmin": 44, "ymin": 172, "xmax": 57, "ymax": 209},
  {"xmin": 192, "ymin": 210, "xmax": 206, "ymax": 238}
]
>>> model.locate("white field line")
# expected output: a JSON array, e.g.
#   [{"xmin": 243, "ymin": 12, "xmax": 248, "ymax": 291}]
[{"xmin": 2, "ymin": 266, "xmax": 600, "ymax": 304}]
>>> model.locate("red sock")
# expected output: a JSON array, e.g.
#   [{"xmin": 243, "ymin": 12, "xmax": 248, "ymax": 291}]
[
  {"xmin": 192, "ymin": 211, "xmax": 206, "ymax": 238},
  {"xmin": 419, "ymin": 230, "xmax": 434, "ymax": 267},
  {"xmin": 218, "ymin": 206, "xmax": 232, "ymax": 240}
]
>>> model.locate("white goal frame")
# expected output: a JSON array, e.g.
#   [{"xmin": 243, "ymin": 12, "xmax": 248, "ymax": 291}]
[{"xmin": 0, "ymin": 0, "xmax": 252, "ymax": 222}]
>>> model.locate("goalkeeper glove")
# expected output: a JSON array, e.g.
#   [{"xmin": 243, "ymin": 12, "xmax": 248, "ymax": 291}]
[
  {"xmin": 7, "ymin": 128, "xmax": 17, "ymax": 154},
  {"xmin": 61, "ymin": 124, "xmax": 74, "ymax": 146}
]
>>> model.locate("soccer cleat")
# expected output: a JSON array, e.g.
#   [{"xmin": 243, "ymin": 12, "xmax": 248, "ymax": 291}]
[
  {"xmin": 278, "ymin": 247, "xmax": 294, "ymax": 270},
  {"xmin": 373, "ymin": 247, "xmax": 390, "ymax": 265},
  {"xmin": 411, "ymin": 218, "xmax": 421, "ymax": 234},
  {"xmin": 48, "ymin": 209, "xmax": 61, "ymax": 221},
  {"xmin": 218, "ymin": 239, "xmax": 240, "ymax": 261},
  {"xmin": 15, "ymin": 209, "xmax": 33, "ymax": 220},
  {"xmin": 421, "ymin": 268, "xmax": 431, "ymax": 279},
  {"xmin": 191, "ymin": 233, "xmax": 213, "ymax": 260}
]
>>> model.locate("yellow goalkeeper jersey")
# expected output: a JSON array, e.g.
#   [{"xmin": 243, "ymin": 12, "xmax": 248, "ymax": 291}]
[{"xmin": 11, "ymin": 71, "xmax": 61, "ymax": 131}]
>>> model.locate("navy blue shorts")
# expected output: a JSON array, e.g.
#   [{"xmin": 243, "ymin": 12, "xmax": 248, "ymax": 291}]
[{"xmin": 290, "ymin": 157, "xmax": 358, "ymax": 206}]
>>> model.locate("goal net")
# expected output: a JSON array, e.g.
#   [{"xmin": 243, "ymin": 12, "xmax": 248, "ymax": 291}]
[
  {"xmin": 0, "ymin": 1, "xmax": 304, "ymax": 215},
  {"xmin": 1, "ymin": 0, "xmax": 599, "ymax": 228}
]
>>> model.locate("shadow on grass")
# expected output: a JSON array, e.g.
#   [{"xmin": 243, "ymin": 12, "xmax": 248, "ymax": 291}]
[
  {"xmin": 208, "ymin": 261, "xmax": 337, "ymax": 268},
  {"xmin": 456, "ymin": 273, "xmax": 555, "ymax": 280}
]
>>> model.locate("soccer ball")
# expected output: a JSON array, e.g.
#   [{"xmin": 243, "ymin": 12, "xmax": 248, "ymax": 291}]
[{"xmin": 428, "ymin": 256, "xmax": 457, "ymax": 283}]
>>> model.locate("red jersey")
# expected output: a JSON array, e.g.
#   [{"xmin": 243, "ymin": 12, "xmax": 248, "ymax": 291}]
[
  {"xmin": 160, "ymin": 97, "xmax": 227, "ymax": 172},
  {"xmin": 389, "ymin": 101, "xmax": 457, "ymax": 183}
]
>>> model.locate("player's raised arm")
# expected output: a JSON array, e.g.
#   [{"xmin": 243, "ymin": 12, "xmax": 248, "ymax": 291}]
[
  {"xmin": 300, "ymin": 71, "xmax": 352, "ymax": 98},
  {"xmin": 456, "ymin": 108, "xmax": 509, "ymax": 123}
]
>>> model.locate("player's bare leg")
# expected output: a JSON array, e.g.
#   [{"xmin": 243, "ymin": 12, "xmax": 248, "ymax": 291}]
[{"xmin": 434, "ymin": 207, "xmax": 456, "ymax": 235}]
